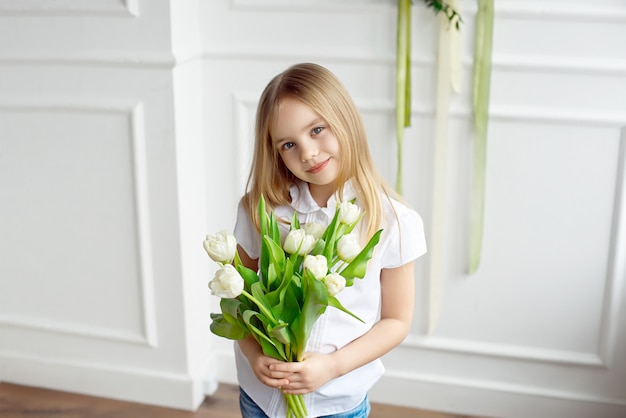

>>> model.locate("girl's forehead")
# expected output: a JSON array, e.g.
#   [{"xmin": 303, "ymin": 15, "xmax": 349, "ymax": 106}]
[{"xmin": 271, "ymin": 98, "xmax": 324, "ymax": 135}]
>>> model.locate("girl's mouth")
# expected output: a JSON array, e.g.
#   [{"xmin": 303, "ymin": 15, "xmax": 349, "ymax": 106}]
[{"xmin": 307, "ymin": 159, "xmax": 330, "ymax": 174}]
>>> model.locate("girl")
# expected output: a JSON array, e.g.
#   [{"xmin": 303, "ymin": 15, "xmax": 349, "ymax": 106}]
[{"xmin": 233, "ymin": 63, "xmax": 427, "ymax": 417}]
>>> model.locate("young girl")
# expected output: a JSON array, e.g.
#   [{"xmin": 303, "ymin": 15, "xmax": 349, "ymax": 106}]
[{"xmin": 233, "ymin": 63, "xmax": 427, "ymax": 417}]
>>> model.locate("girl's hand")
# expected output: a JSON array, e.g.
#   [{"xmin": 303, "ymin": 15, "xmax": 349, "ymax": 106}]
[
  {"xmin": 238, "ymin": 336, "xmax": 291, "ymax": 389},
  {"xmin": 269, "ymin": 352, "xmax": 339, "ymax": 395}
]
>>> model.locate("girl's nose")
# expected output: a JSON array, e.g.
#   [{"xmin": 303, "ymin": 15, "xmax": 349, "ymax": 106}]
[{"xmin": 300, "ymin": 141, "xmax": 318, "ymax": 163}]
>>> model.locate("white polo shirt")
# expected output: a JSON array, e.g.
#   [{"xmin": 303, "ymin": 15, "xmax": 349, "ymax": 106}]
[{"xmin": 233, "ymin": 181, "xmax": 426, "ymax": 417}]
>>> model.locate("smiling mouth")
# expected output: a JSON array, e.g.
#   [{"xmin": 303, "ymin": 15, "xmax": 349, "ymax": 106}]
[{"xmin": 307, "ymin": 159, "xmax": 330, "ymax": 174}]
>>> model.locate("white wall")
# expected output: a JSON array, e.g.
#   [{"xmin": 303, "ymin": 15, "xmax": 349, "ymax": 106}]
[
  {"xmin": 200, "ymin": 1, "xmax": 626, "ymax": 417},
  {"xmin": 1, "ymin": 0, "xmax": 625, "ymax": 417}
]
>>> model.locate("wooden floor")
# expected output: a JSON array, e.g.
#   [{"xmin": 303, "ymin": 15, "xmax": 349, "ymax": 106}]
[{"xmin": 0, "ymin": 382, "xmax": 479, "ymax": 418}]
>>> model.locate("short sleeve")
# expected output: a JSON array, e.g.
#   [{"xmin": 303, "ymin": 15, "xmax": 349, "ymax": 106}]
[
  {"xmin": 380, "ymin": 204, "xmax": 427, "ymax": 269},
  {"xmin": 233, "ymin": 200, "xmax": 260, "ymax": 260}
]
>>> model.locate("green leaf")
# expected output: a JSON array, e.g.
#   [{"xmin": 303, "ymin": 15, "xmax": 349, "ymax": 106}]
[
  {"xmin": 311, "ymin": 238, "xmax": 325, "ymax": 256},
  {"xmin": 278, "ymin": 280, "xmax": 301, "ymax": 324},
  {"xmin": 258, "ymin": 195, "xmax": 270, "ymax": 285},
  {"xmin": 290, "ymin": 272, "xmax": 329, "ymax": 361},
  {"xmin": 250, "ymin": 281, "xmax": 277, "ymax": 322},
  {"xmin": 328, "ymin": 296, "xmax": 364, "ymax": 323},
  {"xmin": 220, "ymin": 298, "xmax": 243, "ymax": 325},
  {"xmin": 266, "ymin": 258, "xmax": 294, "ymax": 311},
  {"xmin": 269, "ymin": 322, "xmax": 292, "ymax": 345},
  {"xmin": 269, "ymin": 210, "xmax": 281, "ymax": 245},
  {"xmin": 210, "ymin": 313, "xmax": 248, "ymax": 340},
  {"xmin": 236, "ymin": 264, "xmax": 260, "ymax": 293},
  {"xmin": 340, "ymin": 229, "xmax": 383, "ymax": 281},
  {"xmin": 322, "ymin": 209, "xmax": 341, "ymax": 261},
  {"xmin": 267, "ymin": 263, "xmax": 279, "ymax": 291},
  {"xmin": 264, "ymin": 236, "xmax": 286, "ymax": 271},
  {"xmin": 243, "ymin": 310, "xmax": 287, "ymax": 361},
  {"xmin": 290, "ymin": 211, "xmax": 300, "ymax": 230}
]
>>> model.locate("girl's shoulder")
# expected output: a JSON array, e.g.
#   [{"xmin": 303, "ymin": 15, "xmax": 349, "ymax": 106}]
[
  {"xmin": 378, "ymin": 195, "xmax": 427, "ymax": 266},
  {"xmin": 381, "ymin": 194, "xmax": 423, "ymax": 229}
]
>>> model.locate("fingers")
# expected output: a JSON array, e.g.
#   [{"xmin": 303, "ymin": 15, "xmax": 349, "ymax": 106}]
[{"xmin": 253, "ymin": 358, "xmax": 291, "ymax": 389}]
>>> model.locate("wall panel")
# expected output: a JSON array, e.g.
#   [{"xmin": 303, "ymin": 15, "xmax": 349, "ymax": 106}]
[{"xmin": 200, "ymin": 1, "xmax": 626, "ymax": 416}]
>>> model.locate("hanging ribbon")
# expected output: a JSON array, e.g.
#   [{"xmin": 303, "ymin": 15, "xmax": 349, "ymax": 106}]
[
  {"xmin": 469, "ymin": 0, "xmax": 494, "ymax": 274},
  {"xmin": 395, "ymin": 0, "xmax": 412, "ymax": 194},
  {"xmin": 428, "ymin": 1, "xmax": 462, "ymax": 334}
]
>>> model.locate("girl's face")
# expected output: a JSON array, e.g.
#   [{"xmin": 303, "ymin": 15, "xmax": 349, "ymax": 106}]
[{"xmin": 271, "ymin": 97, "xmax": 341, "ymax": 206}]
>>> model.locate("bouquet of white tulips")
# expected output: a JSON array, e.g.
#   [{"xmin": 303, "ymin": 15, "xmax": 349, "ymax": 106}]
[{"xmin": 204, "ymin": 196, "xmax": 382, "ymax": 418}]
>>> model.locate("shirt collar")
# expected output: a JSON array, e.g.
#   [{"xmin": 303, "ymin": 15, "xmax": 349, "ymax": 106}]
[{"xmin": 289, "ymin": 180, "xmax": 357, "ymax": 214}]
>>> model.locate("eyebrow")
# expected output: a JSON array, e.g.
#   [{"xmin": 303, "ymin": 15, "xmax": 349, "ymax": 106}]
[{"xmin": 273, "ymin": 118, "xmax": 326, "ymax": 145}]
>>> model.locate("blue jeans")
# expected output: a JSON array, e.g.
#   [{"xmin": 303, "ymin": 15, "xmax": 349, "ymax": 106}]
[{"xmin": 239, "ymin": 387, "xmax": 371, "ymax": 418}]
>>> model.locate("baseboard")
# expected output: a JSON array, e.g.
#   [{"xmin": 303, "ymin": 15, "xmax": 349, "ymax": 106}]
[
  {"xmin": 370, "ymin": 372, "xmax": 626, "ymax": 418},
  {"xmin": 0, "ymin": 350, "xmax": 210, "ymax": 411}
]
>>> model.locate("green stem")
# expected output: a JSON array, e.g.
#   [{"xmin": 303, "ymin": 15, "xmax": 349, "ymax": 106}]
[
  {"xmin": 283, "ymin": 392, "xmax": 307, "ymax": 418},
  {"xmin": 241, "ymin": 289, "xmax": 276, "ymax": 324}
]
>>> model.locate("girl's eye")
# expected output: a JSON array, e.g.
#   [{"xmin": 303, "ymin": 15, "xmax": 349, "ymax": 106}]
[
  {"xmin": 311, "ymin": 126, "xmax": 324, "ymax": 136},
  {"xmin": 282, "ymin": 142, "xmax": 295, "ymax": 150}
]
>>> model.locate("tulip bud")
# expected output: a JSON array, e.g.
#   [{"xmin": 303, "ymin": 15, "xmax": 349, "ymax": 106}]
[
  {"xmin": 303, "ymin": 222, "xmax": 325, "ymax": 240},
  {"xmin": 204, "ymin": 230, "xmax": 237, "ymax": 263},
  {"xmin": 323, "ymin": 273, "xmax": 346, "ymax": 297},
  {"xmin": 338, "ymin": 201, "xmax": 361, "ymax": 225},
  {"xmin": 208, "ymin": 264, "xmax": 244, "ymax": 298},
  {"xmin": 283, "ymin": 229, "xmax": 315, "ymax": 256},
  {"xmin": 303, "ymin": 254, "xmax": 328, "ymax": 280},
  {"xmin": 337, "ymin": 234, "xmax": 360, "ymax": 262}
]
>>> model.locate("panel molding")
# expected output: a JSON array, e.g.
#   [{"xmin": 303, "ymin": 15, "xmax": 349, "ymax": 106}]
[
  {"xmin": 203, "ymin": 48, "xmax": 626, "ymax": 77},
  {"xmin": 0, "ymin": 52, "xmax": 176, "ymax": 68},
  {"xmin": 230, "ymin": 0, "xmax": 393, "ymax": 14},
  {"xmin": 0, "ymin": 99, "xmax": 157, "ymax": 348},
  {"xmin": 493, "ymin": 55, "xmax": 626, "ymax": 76},
  {"xmin": 231, "ymin": 0, "xmax": 626, "ymax": 23},
  {"xmin": 403, "ymin": 120, "xmax": 626, "ymax": 370},
  {"xmin": 0, "ymin": 0, "xmax": 138, "ymax": 17},
  {"xmin": 0, "ymin": 350, "xmax": 209, "ymax": 410},
  {"xmin": 0, "ymin": 314, "xmax": 150, "ymax": 346},
  {"xmin": 599, "ymin": 127, "xmax": 626, "ymax": 367},
  {"xmin": 382, "ymin": 370, "xmax": 626, "ymax": 407},
  {"xmin": 497, "ymin": 1, "xmax": 626, "ymax": 23},
  {"xmin": 402, "ymin": 335, "xmax": 604, "ymax": 367}
]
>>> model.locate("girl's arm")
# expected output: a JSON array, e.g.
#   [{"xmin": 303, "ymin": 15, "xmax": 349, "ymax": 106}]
[
  {"xmin": 269, "ymin": 261, "xmax": 416, "ymax": 395},
  {"xmin": 236, "ymin": 245, "xmax": 292, "ymax": 388}
]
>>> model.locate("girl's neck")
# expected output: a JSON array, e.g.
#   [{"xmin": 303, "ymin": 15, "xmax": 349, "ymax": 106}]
[{"xmin": 308, "ymin": 183, "xmax": 335, "ymax": 208}]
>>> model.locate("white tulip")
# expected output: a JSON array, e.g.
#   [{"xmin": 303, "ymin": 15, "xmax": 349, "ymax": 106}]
[
  {"xmin": 303, "ymin": 254, "xmax": 328, "ymax": 280},
  {"xmin": 203, "ymin": 230, "xmax": 237, "ymax": 263},
  {"xmin": 283, "ymin": 229, "xmax": 315, "ymax": 256},
  {"xmin": 338, "ymin": 201, "xmax": 361, "ymax": 225},
  {"xmin": 208, "ymin": 264, "xmax": 244, "ymax": 298},
  {"xmin": 303, "ymin": 222, "xmax": 325, "ymax": 240},
  {"xmin": 323, "ymin": 273, "xmax": 346, "ymax": 297},
  {"xmin": 337, "ymin": 234, "xmax": 361, "ymax": 262}
]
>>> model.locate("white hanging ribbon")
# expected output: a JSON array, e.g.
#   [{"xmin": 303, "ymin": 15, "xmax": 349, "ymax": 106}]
[{"xmin": 428, "ymin": 0, "xmax": 462, "ymax": 334}]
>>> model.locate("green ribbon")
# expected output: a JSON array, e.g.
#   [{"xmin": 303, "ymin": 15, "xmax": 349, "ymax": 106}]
[
  {"xmin": 395, "ymin": 0, "xmax": 412, "ymax": 194},
  {"xmin": 470, "ymin": 0, "xmax": 494, "ymax": 273}
]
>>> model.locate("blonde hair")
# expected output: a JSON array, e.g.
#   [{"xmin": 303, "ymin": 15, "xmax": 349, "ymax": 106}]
[{"xmin": 242, "ymin": 62, "xmax": 399, "ymax": 240}]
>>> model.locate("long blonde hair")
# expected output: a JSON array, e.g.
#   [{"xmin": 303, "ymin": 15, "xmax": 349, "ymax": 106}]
[{"xmin": 242, "ymin": 63, "xmax": 399, "ymax": 240}]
